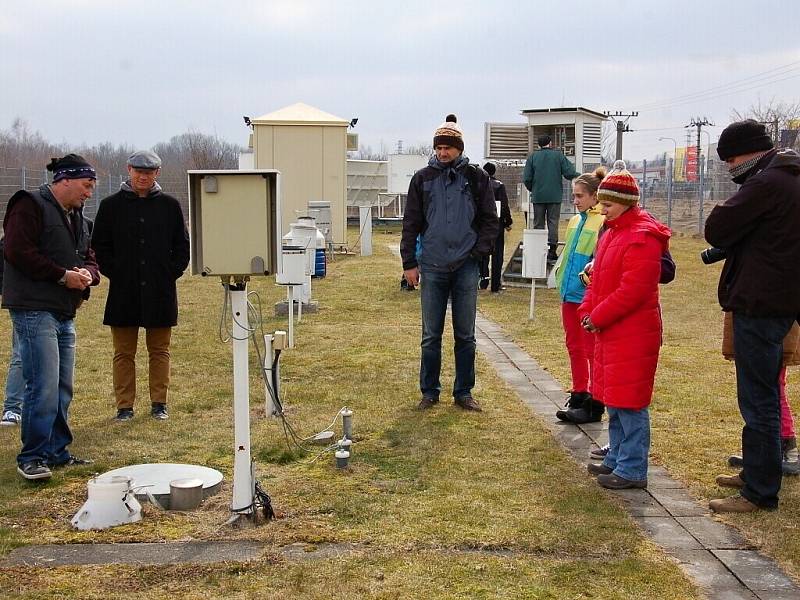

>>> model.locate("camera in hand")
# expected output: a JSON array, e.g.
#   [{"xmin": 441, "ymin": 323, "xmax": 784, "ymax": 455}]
[{"xmin": 700, "ymin": 247, "xmax": 727, "ymax": 265}]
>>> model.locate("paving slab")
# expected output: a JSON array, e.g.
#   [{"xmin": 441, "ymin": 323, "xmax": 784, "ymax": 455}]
[
  {"xmin": 2, "ymin": 541, "xmax": 267, "ymax": 567},
  {"xmin": 609, "ymin": 488, "xmax": 670, "ymax": 517},
  {"xmin": 712, "ymin": 550, "xmax": 799, "ymax": 597},
  {"xmin": 632, "ymin": 516, "xmax": 704, "ymax": 550},
  {"xmin": 671, "ymin": 549, "xmax": 755, "ymax": 594},
  {"xmin": 676, "ymin": 517, "xmax": 750, "ymax": 550},
  {"xmin": 649, "ymin": 487, "xmax": 710, "ymax": 517}
]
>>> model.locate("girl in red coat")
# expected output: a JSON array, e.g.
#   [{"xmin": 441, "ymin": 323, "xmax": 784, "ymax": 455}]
[{"xmin": 580, "ymin": 161, "xmax": 671, "ymax": 489}]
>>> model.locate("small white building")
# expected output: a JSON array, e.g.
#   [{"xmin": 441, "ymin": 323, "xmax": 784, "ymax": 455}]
[{"xmin": 485, "ymin": 106, "xmax": 606, "ymax": 173}]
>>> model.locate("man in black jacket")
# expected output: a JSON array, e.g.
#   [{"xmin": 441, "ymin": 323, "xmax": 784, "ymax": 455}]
[
  {"xmin": 3, "ymin": 154, "xmax": 100, "ymax": 480},
  {"xmin": 401, "ymin": 115, "xmax": 498, "ymax": 412},
  {"xmin": 91, "ymin": 151, "xmax": 190, "ymax": 422},
  {"xmin": 705, "ymin": 120, "xmax": 800, "ymax": 513},
  {"xmin": 479, "ymin": 162, "xmax": 513, "ymax": 293}
]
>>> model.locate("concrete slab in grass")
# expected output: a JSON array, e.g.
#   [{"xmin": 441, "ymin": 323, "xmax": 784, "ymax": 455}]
[
  {"xmin": 553, "ymin": 428, "xmax": 595, "ymax": 449},
  {"xmin": 649, "ymin": 487, "xmax": 709, "ymax": 517},
  {"xmin": 632, "ymin": 516, "xmax": 703, "ymax": 550},
  {"xmin": 711, "ymin": 550, "xmax": 800, "ymax": 598},
  {"xmin": 676, "ymin": 517, "xmax": 750, "ymax": 550},
  {"xmin": 609, "ymin": 488, "xmax": 670, "ymax": 517},
  {"xmin": 671, "ymin": 549, "xmax": 756, "ymax": 595},
  {"xmin": 646, "ymin": 465, "xmax": 686, "ymax": 489},
  {"xmin": 2, "ymin": 541, "xmax": 267, "ymax": 567}
]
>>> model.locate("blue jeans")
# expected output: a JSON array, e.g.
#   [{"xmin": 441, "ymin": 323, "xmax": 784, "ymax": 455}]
[
  {"xmin": 733, "ymin": 312, "xmax": 794, "ymax": 509},
  {"xmin": 603, "ymin": 407, "xmax": 650, "ymax": 481},
  {"xmin": 419, "ymin": 257, "xmax": 479, "ymax": 399},
  {"xmin": 11, "ymin": 310, "xmax": 76, "ymax": 466},
  {"xmin": 4, "ymin": 328, "xmax": 24, "ymax": 414}
]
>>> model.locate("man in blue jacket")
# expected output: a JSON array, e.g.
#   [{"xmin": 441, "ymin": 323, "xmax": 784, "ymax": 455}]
[
  {"xmin": 523, "ymin": 135, "xmax": 579, "ymax": 262},
  {"xmin": 401, "ymin": 115, "xmax": 499, "ymax": 412}
]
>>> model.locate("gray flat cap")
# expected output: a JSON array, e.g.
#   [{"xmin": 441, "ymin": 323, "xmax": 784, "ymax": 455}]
[{"xmin": 127, "ymin": 150, "xmax": 162, "ymax": 169}]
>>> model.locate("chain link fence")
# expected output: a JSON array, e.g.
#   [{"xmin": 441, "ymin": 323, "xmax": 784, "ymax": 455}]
[{"xmin": 0, "ymin": 167, "xmax": 189, "ymax": 225}]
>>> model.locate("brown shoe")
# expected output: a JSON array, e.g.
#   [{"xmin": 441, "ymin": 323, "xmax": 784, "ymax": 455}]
[
  {"xmin": 597, "ymin": 473, "xmax": 647, "ymax": 489},
  {"xmin": 709, "ymin": 494, "xmax": 759, "ymax": 513},
  {"xmin": 715, "ymin": 473, "xmax": 745, "ymax": 488},
  {"xmin": 417, "ymin": 396, "xmax": 439, "ymax": 410},
  {"xmin": 587, "ymin": 463, "xmax": 613, "ymax": 476},
  {"xmin": 454, "ymin": 395, "xmax": 482, "ymax": 412}
]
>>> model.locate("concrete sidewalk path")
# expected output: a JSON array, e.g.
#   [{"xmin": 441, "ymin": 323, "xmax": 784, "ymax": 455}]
[{"xmin": 476, "ymin": 312, "xmax": 800, "ymax": 600}]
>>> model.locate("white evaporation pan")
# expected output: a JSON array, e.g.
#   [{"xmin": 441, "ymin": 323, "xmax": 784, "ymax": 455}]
[{"xmin": 100, "ymin": 463, "xmax": 224, "ymax": 504}]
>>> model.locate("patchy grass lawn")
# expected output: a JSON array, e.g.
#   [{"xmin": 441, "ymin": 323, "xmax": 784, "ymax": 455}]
[
  {"xmin": 0, "ymin": 225, "xmax": 701, "ymax": 598},
  {"xmin": 479, "ymin": 215, "xmax": 800, "ymax": 582}
]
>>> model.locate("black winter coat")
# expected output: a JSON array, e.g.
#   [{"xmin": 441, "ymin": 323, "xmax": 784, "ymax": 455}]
[
  {"xmin": 91, "ymin": 187, "xmax": 190, "ymax": 327},
  {"xmin": 705, "ymin": 149, "xmax": 800, "ymax": 317}
]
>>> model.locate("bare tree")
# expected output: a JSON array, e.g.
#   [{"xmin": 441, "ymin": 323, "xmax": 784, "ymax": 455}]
[
  {"xmin": 731, "ymin": 98, "xmax": 800, "ymax": 144},
  {"xmin": 0, "ymin": 118, "xmax": 63, "ymax": 168},
  {"xmin": 403, "ymin": 143, "xmax": 433, "ymax": 157}
]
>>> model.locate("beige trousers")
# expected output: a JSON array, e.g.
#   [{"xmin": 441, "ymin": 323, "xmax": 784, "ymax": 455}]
[{"xmin": 111, "ymin": 326, "xmax": 172, "ymax": 409}]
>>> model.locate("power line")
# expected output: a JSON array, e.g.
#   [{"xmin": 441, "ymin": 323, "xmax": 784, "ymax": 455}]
[
  {"xmin": 639, "ymin": 59, "xmax": 800, "ymax": 109},
  {"xmin": 638, "ymin": 59, "xmax": 800, "ymax": 112}
]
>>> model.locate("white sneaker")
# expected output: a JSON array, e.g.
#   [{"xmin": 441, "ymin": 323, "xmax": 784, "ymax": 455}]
[{"xmin": 1, "ymin": 410, "xmax": 21, "ymax": 426}]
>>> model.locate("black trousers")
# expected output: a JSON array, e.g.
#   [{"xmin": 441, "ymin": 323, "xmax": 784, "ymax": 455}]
[{"xmin": 480, "ymin": 230, "xmax": 506, "ymax": 292}]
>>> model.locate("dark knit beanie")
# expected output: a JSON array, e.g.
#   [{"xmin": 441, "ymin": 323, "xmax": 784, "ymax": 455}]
[
  {"xmin": 433, "ymin": 114, "xmax": 464, "ymax": 151},
  {"xmin": 597, "ymin": 160, "xmax": 639, "ymax": 206},
  {"xmin": 537, "ymin": 135, "xmax": 552, "ymax": 148},
  {"xmin": 47, "ymin": 154, "xmax": 97, "ymax": 182},
  {"xmin": 716, "ymin": 119, "xmax": 774, "ymax": 161},
  {"xmin": 482, "ymin": 161, "xmax": 496, "ymax": 177}
]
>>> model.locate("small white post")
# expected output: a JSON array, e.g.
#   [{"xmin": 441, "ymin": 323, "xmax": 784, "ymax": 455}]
[
  {"xmin": 264, "ymin": 334, "xmax": 276, "ymax": 416},
  {"xmin": 529, "ymin": 279, "xmax": 536, "ymax": 321},
  {"xmin": 359, "ymin": 205, "xmax": 373, "ymax": 256},
  {"xmin": 287, "ymin": 286, "xmax": 295, "ymax": 348},
  {"xmin": 230, "ymin": 283, "xmax": 254, "ymax": 517}
]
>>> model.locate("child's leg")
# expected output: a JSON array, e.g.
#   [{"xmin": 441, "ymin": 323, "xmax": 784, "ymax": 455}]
[
  {"xmin": 779, "ymin": 366, "xmax": 796, "ymax": 440},
  {"xmin": 612, "ymin": 407, "xmax": 650, "ymax": 482},
  {"xmin": 561, "ymin": 303, "xmax": 590, "ymax": 392},
  {"xmin": 603, "ymin": 407, "xmax": 621, "ymax": 470}
]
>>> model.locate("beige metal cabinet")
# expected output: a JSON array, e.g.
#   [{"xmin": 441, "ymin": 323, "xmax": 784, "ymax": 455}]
[{"xmin": 251, "ymin": 103, "xmax": 348, "ymax": 246}]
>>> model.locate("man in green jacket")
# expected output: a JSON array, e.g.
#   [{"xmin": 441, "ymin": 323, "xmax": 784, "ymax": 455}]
[{"xmin": 522, "ymin": 135, "xmax": 579, "ymax": 262}]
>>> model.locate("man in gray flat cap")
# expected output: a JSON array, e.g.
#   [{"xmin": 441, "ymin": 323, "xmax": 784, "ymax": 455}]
[{"xmin": 91, "ymin": 151, "xmax": 189, "ymax": 422}]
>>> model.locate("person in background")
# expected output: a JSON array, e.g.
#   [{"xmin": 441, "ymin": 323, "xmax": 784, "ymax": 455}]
[
  {"xmin": 401, "ymin": 115, "xmax": 498, "ymax": 412},
  {"xmin": 522, "ymin": 135, "xmax": 579, "ymax": 263},
  {"xmin": 479, "ymin": 162, "xmax": 512, "ymax": 293},
  {"xmin": 2, "ymin": 154, "xmax": 100, "ymax": 480},
  {"xmin": 553, "ymin": 167, "xmax": 607, "ymax": 425},
  {"xmin": 582, "ymin": 161, "xmax": 671, "ymax": 490},
  {"xmin": 0, "ymin": 237, "xmax": 24, "ymax": 427},
  {"xmin": 91, "ymin": 150, "xmax": 190, "ymax": 422}
]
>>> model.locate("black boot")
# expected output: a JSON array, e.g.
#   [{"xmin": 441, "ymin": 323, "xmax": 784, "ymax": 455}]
[
  {"xmin": 557, "ymin": 394, "xmax": 603, "ymax": 424},
  {"xmin": 547, "ymin": 244, "xmax": 558, "ymax": 264},
  {"xmin": 556, "ymin": 391, "xmax": 592, "ymax": 423}
]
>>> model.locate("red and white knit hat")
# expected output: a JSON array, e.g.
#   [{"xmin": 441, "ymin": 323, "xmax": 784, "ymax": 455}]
[{"xmin": 597, "ymin": 160, "xmax": 640, "ymax": 206}]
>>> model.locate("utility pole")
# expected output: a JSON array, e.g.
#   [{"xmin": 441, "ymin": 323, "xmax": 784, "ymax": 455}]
[
  {"xmin": 604, "ymin": 111, "xmax": 638, "ymax": 160},
  {"xmin": 686, "ymin": 117, "xmax": 713, "ymax": 166},
  {"xmin": 686, "ymin": 117, "xmax": 713, "ymax": 215}
]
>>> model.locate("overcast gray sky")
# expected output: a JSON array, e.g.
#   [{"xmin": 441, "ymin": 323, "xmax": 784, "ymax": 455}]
[{"xmin": 2, "ymin": 0, "xmax": 799, "ymax": 162}]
